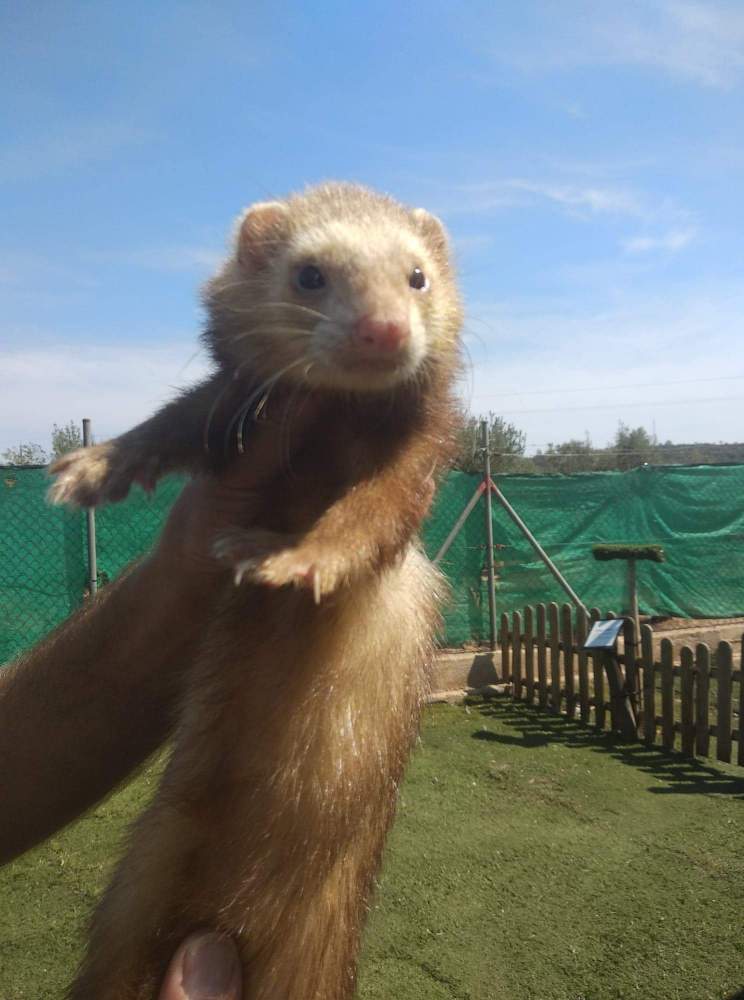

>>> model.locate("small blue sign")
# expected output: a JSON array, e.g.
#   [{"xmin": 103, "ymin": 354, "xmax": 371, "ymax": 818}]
[{"xmin": 583, "ymin": 619, "xmax": 625, "ymax": 650}]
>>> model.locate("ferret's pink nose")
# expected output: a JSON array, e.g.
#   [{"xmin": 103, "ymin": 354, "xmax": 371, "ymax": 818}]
[{"xmin": 352, "ymin": 316, "xmax": 410, "ymax": 354}]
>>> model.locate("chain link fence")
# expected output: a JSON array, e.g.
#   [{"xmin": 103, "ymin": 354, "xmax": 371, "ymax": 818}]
[{"xmin": 2, "ymin": 463, "xmax": 744, "ymax": 663}]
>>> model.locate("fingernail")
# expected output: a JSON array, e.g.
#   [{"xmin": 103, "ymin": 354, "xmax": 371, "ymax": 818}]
[{"xmin": 181, "ymin": 933, "xmax": 241, "ymax": 999}]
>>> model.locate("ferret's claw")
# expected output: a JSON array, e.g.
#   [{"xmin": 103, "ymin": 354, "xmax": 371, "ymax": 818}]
[
  {"xmin": 47, "ymin": 443, "xmax": 154, "ymax": 508},
  {"xmin": 47, "ymin": 446, "xmax": 114, "ymax": 508},
  {"xmin": 234, "ymin": 561, "xmax": 252, "ymax": 586}
]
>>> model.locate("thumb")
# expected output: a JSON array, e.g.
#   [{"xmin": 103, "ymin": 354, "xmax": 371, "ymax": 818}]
[{"xmin": 159, "ymin": 931, "xmax": 242, "ymax": 1000}]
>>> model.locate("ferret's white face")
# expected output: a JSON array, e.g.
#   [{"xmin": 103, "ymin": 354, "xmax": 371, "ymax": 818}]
[
  {"xmin": 266, "ymin": 218, "xmax": 433, "ymax": 392},
  {"xmin": 206, "ymin": 185, "xmax": 460, "ymax": 394}
]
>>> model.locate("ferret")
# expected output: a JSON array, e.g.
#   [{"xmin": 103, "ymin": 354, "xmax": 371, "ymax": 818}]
[{"xmin": 50, "ymin": 182, "xmax": 463, "ymax": 1000}]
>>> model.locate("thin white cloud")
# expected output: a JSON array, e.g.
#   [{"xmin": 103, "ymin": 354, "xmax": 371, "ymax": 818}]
[
  {"xmin": 610, "ymin": 1, "xmax": 744, "ymax": 89},
  {"xmin": 487, "ymin": 1, "xmax": 744, "ymax": 89},
  {"xmin": 510, "ymin": 179, "xmax": 643, "ymax": 216},
  {"xmin": 460, "ymin": 283, "xmax": 744, "ymax": 445},
  {"xmin": 0, "ymin": 251, "xmax": 99, "ymax": 289},
  {"xmin": 0, "ymin": 122, "xmax": 150, "ymax": 183},
  {"xmin": 118, "ymin": 245, "xmax": 225, "ymax": 273},
  {"xmin": 441, "ymin": 178, "xmax": 646, "ymax": 219},
  {"xmin": 622, "ymin": 228, "xmax": 697, "ymax": 254},
  {"xmin": 0, "ymin": 244, "xmax": 224, "ymax": 299},
  {"xmin": 0, "ymin": 340, "xmax": 211, "ymax": 452},
  {"xmin": 0, "ymin": 263, "xmax": 20, "ymax": 286},
  {"xmin": 452, "ymin": 233, "xmax": 495, "ymax": 257},
  {"xmin": 559, "ymin": 100, "xmax": 585, "ymax": 119}
]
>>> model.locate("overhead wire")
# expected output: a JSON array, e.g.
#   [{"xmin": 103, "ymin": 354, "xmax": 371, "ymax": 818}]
[
  {"xmin": 469, "ymin": 372, "xmax": 744, "ymax": 400},
  {"xmin": 492, "ymin": 394, "xmax": 744, "ymax": 416}
]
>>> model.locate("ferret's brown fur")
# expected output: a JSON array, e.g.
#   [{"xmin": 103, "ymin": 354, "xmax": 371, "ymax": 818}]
[{"xmin": 50, "ymin": 183, "xmax": 462, "ymax": 999}]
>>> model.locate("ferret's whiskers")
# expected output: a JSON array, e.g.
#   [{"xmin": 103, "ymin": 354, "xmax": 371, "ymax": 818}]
[
  {"xmin": 203, "ymin": 360, "xmax": 254, "ymax": 455},
  {"xmin": 230, "ymin": 325, "xmax": 315, "ymax": 344},
  {"xmin": 257, "ymin": 301, "xmax": 331, "ymax": 322},
  {"xmin": 222, "ymin": 361, "xmax": 277, "ymax": 455},
  {"xmin": 457, "ymin": 339, "xmax": 476, "ymax": 408},
  {"xmin": 209, "ymin": 293, "xmax": 332, "ymax": 324},
  {"xmin": 233, "ymin": 358, "xmax": 309, "ymax": 456}
]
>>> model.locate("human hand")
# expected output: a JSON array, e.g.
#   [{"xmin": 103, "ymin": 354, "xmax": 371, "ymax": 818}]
[{"xmin": 158, "ymin": 931, "xmax": 242, "ymax": 1000}]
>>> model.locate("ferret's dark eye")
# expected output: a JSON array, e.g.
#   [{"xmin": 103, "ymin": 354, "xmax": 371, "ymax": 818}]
[
  {"xmin": 295, "ymin": 265, "xmax": 326, "ymax": 291},
  {"xmin": 409, "ymin": 267, "xmax": 428, "ymax": 290}
]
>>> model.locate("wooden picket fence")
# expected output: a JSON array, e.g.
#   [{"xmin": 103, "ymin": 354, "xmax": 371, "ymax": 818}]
[{"xmin": 499, "ymin": 603, "xmax": 744, "ymax": 768}]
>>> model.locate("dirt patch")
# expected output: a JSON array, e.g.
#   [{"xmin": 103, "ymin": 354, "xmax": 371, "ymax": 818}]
[{"xmin": 647, "ymin": 615, "xmax": 744, "ymax": 632}]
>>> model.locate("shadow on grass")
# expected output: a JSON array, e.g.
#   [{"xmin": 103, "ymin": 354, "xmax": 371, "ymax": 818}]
[{"xmin": 470, "ymin": 695, "xmax": 744, "ymax": 799}]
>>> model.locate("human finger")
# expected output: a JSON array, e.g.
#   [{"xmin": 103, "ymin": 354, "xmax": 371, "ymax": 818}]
[{"xmin": 158, "ymin": 931, "xmax": 242, "ymax": 1000}]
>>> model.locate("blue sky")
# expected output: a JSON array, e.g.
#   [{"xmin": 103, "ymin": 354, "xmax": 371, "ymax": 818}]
[{"xmin": 2, "ymin": 0, "xmax": 744, "ymax": 455}]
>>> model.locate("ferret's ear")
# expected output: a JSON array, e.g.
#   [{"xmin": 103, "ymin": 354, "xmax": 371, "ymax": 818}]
[
  {"xmin": 237, "ymin": 201, "xmax": 290, "ymax": 269},
  {"xmin": 410, "ymin": 208, "xmax": 449, "ymax": 259}
]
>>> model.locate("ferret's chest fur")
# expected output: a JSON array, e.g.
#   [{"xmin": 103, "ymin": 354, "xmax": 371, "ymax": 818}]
[{"xmin": 179, "ymin": 559, "xmax": 428, "ymax": 839}]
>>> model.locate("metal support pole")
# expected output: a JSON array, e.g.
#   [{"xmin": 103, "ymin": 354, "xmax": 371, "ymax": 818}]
[
  {"xmin": 82, "ymin": 418, "xmax": 98, "ymax": 598},
  {"xmin": 488, "ymin": 480, "xmax": 588, "ymax": 615},
  {"xmin": 432, "ymin": 482, "xmax": 485, "ymax": 565},
  {"xmin": 482, "ymin": 421, "xmax": 498, "ymax": 651}
]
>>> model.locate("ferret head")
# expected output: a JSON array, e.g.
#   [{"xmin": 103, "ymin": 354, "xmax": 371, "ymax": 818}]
[{"xmin": 204, "ymin": 183, "xmax": 462, "ymax": 393}]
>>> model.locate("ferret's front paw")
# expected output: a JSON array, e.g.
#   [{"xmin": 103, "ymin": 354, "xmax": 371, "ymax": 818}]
[
  {"xmin": 48, "ymin": 445, "xmax": 158, "ymax": 508},
  {"xmin": 213, "ymin": 528, "xmax": 295, "ymax": 585},
  {"xmin": 255, "ymin": 549, "xmax": 343, "ymax": 604},
  {"xmin": 213, "ymin": 530, "xmax": 340, "ymax": 603}
]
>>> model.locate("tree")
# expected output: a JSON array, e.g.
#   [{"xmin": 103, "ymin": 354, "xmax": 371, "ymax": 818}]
[
  {"xmin": 1, "ymin": 442, "xmax": 49, "ymax": 465},
  {"xmin": 51, "ymin": 420, "xmax": 83, "ymax": 459},
  {"xmin": 533, "ymin": 435, "xmax": 598, "ymax": 474},
  {"xmin": 454, "ymin": 412, "xmax": 528, "ymax": 474},
  {"xmin": 611, "ymin": 422, "xmax": 656, "ymax": 470},
  {"xmin": 2, "ymin": 421, "xmax": 84, "ymax": 466}
]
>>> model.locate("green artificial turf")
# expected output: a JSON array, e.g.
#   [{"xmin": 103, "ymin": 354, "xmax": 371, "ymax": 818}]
[{"xmin": 2, "ymin": 699, "xmax": 744, "ymax": 1000}]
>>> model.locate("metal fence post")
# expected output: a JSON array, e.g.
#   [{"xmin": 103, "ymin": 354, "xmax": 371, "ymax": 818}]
[
  {"xmin": 82, "ymin": 418, "xmax": 98, "ymax": 598},
  {"xmin": 482, "ymin": 420, "xmax": 498, "ymax": 651}
]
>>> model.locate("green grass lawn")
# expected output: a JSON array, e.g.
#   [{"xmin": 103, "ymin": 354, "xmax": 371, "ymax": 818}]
[{"xmin": 2, "ymin": 698, "xmax": 744, "ymax": 1000}]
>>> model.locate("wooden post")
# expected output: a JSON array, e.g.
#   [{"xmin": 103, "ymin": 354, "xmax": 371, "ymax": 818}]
[
  {"xmin": 576, "ymin": 606, "xmax": 590, "ymax": 724},
  {"xmin": 561, "ymin": 604, "xmax": 575, "ymax": 719},
  {"xmin": 680, "ymin": 646, "xmax": 695, "ymax": 757},
  {"xmin": 596, "ymin": 610, "xmax": 636, "ymax": 740},
  {"xmin": 500, "ymin": 612, "xmax": 510, "ymax": 686},
  {"xmin": 622, "ymin": 617, "xmax": 639, "ymax": 727},
  {"xmin": 512, "ymin": 610, "xmax": 523, "ymax": 700},
  {"xmin": 592, "ymin": 544, "xmax": 664, "ymax": 665},
  {"xmin": 716, "ymin": 641, "xmax": 733, "ymax": 764},
  {"xmin": 589, "ymin": 607, "xmax": 605, "ymax": 729},
  {"xmin": 641, "ymin": 624, "xmax": 656, "ymax": 746},
  {"xmin": 603, "ymin": 657, "xmax": 638, "ymax": 741},
  {"xmin": 548, "ymin": 602, "xmax": 561, "ymax": 712},
  {"xmin": 661, "ymin": 639, "xmax": 675, "ymax": 751},
  {"xmin": 524, "ymin": 606, "xmax": 535, "ymax": 705},
  {"xmin": 536, "ymin": 604, "xmax": 548, "ymax": 709},
  {"xmin": 695, "ymin": 643, "xmax": 711, "ymax": 758},
  {"xmin": 627, "ymin": 558, "xmax": 640, "ymax": 653}
]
